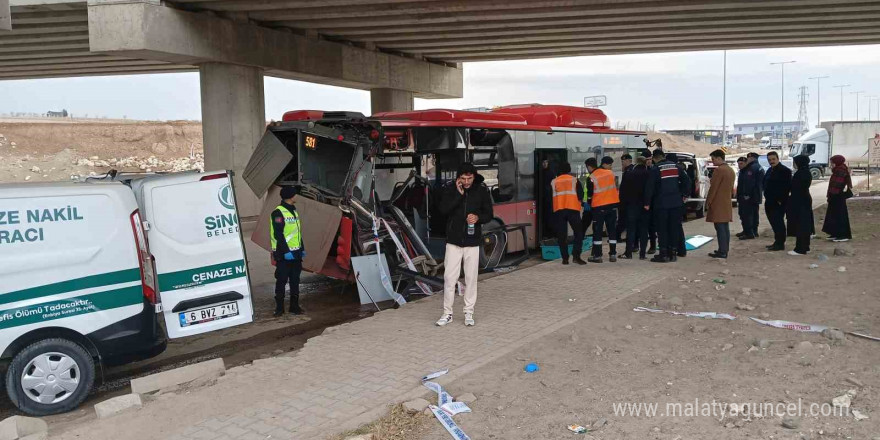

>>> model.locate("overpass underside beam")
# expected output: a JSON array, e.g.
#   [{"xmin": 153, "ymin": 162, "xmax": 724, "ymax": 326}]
[{"xmin": 86, "ymin": 1, "xmax": 463, "ymax": 99}]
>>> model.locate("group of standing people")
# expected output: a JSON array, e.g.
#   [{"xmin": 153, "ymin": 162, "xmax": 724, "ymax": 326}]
[
  {"xmin": 550, "ymin": 148, "xmax": 692, "ymax": 265},
  {"xmin": 733, "ymin": 151, "xmax": 853, "ymax": 256}
]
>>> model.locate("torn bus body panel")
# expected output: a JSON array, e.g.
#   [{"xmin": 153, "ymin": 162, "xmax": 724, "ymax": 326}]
[{"xmin": 244, "ymin": 116, "xmax": 443, "ymax": 292}]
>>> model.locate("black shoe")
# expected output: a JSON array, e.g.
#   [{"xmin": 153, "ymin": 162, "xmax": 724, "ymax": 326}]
[
  {"xmin": 647, "ymin": 245, "xmax": 657, "ymax": 255},
  {"xmin": 290, "ymin": 306, "xmax": 304, "ymax": 315},
  {"xmin": 609, "ymin": 254, "xmax": 617, "ymax": 262},
  {"xmin": 588, "ymin": 256, "xmax": 603, "ymax": 263},
  {"xmin": 738, "ymin": 234, "xmax": 756, "ymax": 240},
  {"xmin": 273, "ymin": 309, "xmax": 284, "ymax": 317},
  {"xmin": 735, "ymin": 232, "xmax": 746, "ymax": 238},
  {"xmin": 562, "ymin": 259, "xmax": 570, "ymax": 265},
  {"xmin": 620, "ymin": 252, "xmax": 633, "ymax": 260},
  {"xmin": 708, "ymin": 251, "xmax": 728, "ymax": 259},
  {"xmin": 572, "ymin": 256, "xmax": 587, "ymax": 265},
  {"xmin": 767, "ymin": 244, "xmax": 785, "ymax": 251},
  {"xmin": 677, "ymin": 251, "xmax": 687, "ymax": 257},
  {"xmin": 639, "ymin": 254, "xmax": 647, "ymax": 260},
  {"xmin": 650, "ymin": 255, "xmax": 669, "ymax": 263}
]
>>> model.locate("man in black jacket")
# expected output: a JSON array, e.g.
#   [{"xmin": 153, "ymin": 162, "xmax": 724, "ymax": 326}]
[
  {"xmin": 620, "ymin": 155, "xmax": 650, "ymax": 259},
  {"xmin": 763, "ymin": 151, "xmax": 792, "ymax": 251},
  {"xmin": 644, "ymin": 149, "xmax": 691, "ymax": 263},
  {"xmin": 615, "ymin": 153, "xmax": 634, "ymax": 242},
  {"xmin": 736, "ymin": 152, "xmax": 764, "ymax": 239},
  {"xmin": 271, "ymin": 186, "xmax": 305, "ymax": 316},
  {"xmin": 436, "ymin": 163, "xmax": 494, "ymax": 327}
]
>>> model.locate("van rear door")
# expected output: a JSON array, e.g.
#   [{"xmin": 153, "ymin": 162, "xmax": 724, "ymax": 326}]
[{"xmin": 137, "ymin": 171, "xmax": 254, "ymax": 339}]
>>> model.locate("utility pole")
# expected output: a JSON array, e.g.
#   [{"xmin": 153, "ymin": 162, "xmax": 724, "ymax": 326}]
[
  {"xmin": 722, "ymin": 50, "xmax": 727, "ymax": 146},
  {"xmin": 851, "ymin": 90, "xmax": 865, "ymax": 120},
  {"xmin": 868, "ymin": 96, "xmax": 877, "ymax": 120},
  {"xmin": 833, "ymin": 84, "xmax": 850, "ymax": 120},
  {"xmin": 808, "ymin": 75, "xmax": 829, "ymax": 126},
  {"xmin": 770, "ymin": 61, "xmax": 795, "ymax": 145}
]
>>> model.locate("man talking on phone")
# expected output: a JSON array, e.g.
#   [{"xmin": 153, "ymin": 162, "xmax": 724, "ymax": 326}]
[{"xmin": 436, "ymin": 163, "xmax": 493, "ymax": 327}]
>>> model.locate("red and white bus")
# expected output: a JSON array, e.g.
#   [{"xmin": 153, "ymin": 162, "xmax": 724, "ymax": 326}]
[{"xmin": 247, "ymin": 104, "xmax": 647, "ymax": 279}]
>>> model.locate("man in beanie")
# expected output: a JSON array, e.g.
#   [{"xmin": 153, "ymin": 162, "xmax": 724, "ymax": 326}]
[
  {"xmin": 270, "ymin": 186, "xmax": 305, "ymax": 316},
  {"xmin": 436, "ymin": 163, "xmax": 494, "ymax": 327}
]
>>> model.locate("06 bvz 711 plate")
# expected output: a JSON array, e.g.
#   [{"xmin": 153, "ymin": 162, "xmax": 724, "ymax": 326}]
[{"xmin": 179, "ymin": 301, "xmax": 239, "ymax": 327}]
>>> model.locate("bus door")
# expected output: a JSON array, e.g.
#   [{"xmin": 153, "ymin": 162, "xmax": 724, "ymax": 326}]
[{"xmin": 534, "ymin": 149, "xmax": 568, "ymax": 243}]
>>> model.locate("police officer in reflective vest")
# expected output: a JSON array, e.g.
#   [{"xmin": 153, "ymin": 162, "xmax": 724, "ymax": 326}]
[
  {"xmin": 550, "ymin": 162, "xmax": 587, "ymax": 265},
  {"xmin": 271, "ymin": 186, "xmax": 305, "ymax": 316},
  {"xmin": 587, "ymin": 157, "xmax": 621, "ymax": 263}
]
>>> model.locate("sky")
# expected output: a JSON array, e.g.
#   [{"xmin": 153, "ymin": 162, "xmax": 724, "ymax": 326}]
[{"xmin": 3, "ymin": 44, "xmax": 880, "ymax": 130}]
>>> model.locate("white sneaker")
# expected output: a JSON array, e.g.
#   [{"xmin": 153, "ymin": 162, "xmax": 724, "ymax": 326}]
[
  {"xmin": 436, "ymin": 314, "xmax": 452, "ymax": 326},
  {"xmin": 787, "ymin": 250, "xmax": 806, "ymax": 256},
  {"xmin": 832, "ymin": 238, "xmax": 850, "ymax": 242},
  {"xmin": 464, "ymin": 313, "xmax": 475, "ymax": 326}
]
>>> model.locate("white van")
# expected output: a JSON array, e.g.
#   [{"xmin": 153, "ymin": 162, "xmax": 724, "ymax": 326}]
[{"xmin": 0, "ymin": 171, "xmax": 253, "ymax": 415}]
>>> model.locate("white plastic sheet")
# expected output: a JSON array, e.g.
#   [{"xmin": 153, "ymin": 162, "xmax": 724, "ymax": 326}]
[
  {"xmin": 633, "ymin": 306, "xmax": 736, "ymax": 320},
  {"xmin": 749, "ymin": 317, "xmax": 828, "ymax": 332}
]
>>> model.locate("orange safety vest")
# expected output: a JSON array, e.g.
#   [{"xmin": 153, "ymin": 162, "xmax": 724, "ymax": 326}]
[
  {"xmin": 551, "ymin": 174, "xmax": 581, "ymax": 212},
  {"xmin": 590, "ymin": 168, "xmax": 620, "ymax": 208}
]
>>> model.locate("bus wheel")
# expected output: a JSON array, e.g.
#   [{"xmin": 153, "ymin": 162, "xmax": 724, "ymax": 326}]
[{"xmin": 6, "ymin": 338, "xmax": 96, "ymax": 416}]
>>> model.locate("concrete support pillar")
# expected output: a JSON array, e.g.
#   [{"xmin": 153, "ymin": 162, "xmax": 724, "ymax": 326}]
[
  {"xmin": 200, "ymin": 62, "xmax": 265, "ymax": 218},
  {"xmin": 370, "ymin": 88, "xmax": 414, "ymax": 115}
]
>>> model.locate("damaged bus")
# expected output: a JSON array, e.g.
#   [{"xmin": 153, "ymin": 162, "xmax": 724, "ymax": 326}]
[{"xmin": 243, "ymin": 104, "xmax": 645, "ymax": 297}]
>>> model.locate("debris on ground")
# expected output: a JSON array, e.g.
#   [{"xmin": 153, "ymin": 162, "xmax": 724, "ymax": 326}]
[
  {"xmin": 524, "ymin": 363, "xmax": 540, "ymax": 373},
  {"xmin": 712, "ymin": 278, "xmax": 726, "ymax": 284},
  {"xmin": 633, "ymin": 306, "xmax": 736, "ymax": 320},
  {"xmin": 403, "ymin": 398, "xmax": 430, "ymax": 414},
  {"xmin": 567, "ymin": 424, "xmax": 589, "ymax": 433},
  {"xmin": 821, "ymin": 328, "xmax": 847, "ymax": 344},
  {"xmin": 781, "ymin": 416, "xmax": 801, "ymax": 429},
  {"xmin": 422, "ymin": 369, "xmax": 449, "ymax": 382},
  {"xmin": 837, "ymin": 266, "xmax": 847, "ymax": 272},
  {"xmin": 852, "ymin": 409, "xmax": 870, "ymax": 421},
  {"xmin": 749, "ymin": 317, "xmax": 828, "ymax": 333}
]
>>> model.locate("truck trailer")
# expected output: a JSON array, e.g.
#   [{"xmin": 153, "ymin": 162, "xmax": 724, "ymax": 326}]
[{"xmin": 790, "ymin": 121, "xmax": 880, "ymax": 178}]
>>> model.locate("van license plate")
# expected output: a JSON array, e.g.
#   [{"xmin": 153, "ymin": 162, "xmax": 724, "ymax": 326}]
[{"xmin": 179, "ymin": 302, "xmax": 239, "ymax": 327}]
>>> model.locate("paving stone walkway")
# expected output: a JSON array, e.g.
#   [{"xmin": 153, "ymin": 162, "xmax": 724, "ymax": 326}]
[{"xmin": 54, "ymin": 258, "xmax": 666, "ymax": 440}]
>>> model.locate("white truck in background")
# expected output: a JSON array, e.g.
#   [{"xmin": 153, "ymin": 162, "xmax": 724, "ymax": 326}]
[
  {"xmin": 0, "ymin": 171, "xmax": 254, "ymax": 415},
  {"xmin": 790, "ymin": 121, "xmax": 880, "ymax": 178},
  {"xmin": 759, "ymin": 136, "xmax": 785, "ymax": 150}
]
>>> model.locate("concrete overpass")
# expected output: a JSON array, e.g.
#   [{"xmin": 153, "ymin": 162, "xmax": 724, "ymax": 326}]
[{"xmin": 3, "ymin": 0, "xmax": 880, "ymax": 214}]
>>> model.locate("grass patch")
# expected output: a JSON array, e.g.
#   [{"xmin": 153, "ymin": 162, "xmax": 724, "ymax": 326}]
[{"xmin": 329, "ymin": 404, "xmax": 433, "ymax": 440}]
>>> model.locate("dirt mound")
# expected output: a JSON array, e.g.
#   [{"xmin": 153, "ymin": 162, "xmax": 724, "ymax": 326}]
[
  {"xmin": 0, "ymin": 120, "xmax": 204, "ymax": 183},
  {"xmin": 648, "ymin": 131, "xmax": 719, "ymax": 157}
]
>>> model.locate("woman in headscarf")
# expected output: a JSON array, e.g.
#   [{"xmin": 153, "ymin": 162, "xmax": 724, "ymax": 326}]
[
  {"xmin": 822, "ymin": 155, "xmax": 853, "ymax": 242},
  {"xmin": 787, "ymin": 155, "xmax": 813, "ymax": 255}
]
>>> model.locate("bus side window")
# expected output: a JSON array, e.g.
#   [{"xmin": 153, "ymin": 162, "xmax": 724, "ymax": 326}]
[
  {"xmin": 496, "ymin": 134, "xmax": 516, "ymax": 202},
  {"xmin": 514, "ymin": 131, "xmax": 536, "ymax": 201}
]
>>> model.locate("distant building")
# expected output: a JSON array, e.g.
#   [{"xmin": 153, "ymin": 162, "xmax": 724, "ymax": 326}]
[{"xmin": 733, "ymin": 121, "xmax": 803, "ymax": 139}]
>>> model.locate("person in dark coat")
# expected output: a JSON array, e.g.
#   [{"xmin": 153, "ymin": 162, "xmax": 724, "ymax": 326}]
[
  {"xmin": 644, "ymin": 149, "xmax": 691, "ymax": 263},
  {"xmin": 643, "ymin": 149, "xmax": 658, "ymax": 254},
  {"xmin": 615, "ymin": 153, "xmax": 634, "ymax": 242},
  {"xmin": 763, "ymin": 151, "xmax": 792, "ymax": 251},
  {"xmin": 620, "ymin": 155, "xmax": 650, "ymax": 259},
  {"xmin": 668, "ymin": 153, "xmax": 689, "ymax": 258},
  {"xmin": 822, "ymin": 155, "xmax": 853, "ymax": 242},
  {"xmin": 736, "ymin": 152, "xmax": 764, "ymax": 239},
  {"xmin": 787, "ymin": 154, "xmax": 814, "ymax": 255}
]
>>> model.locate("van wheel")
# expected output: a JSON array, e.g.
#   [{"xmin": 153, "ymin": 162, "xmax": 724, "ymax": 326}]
[
  {"xmin": 6, "ymin": 338, "xmax": 95, "ymax": 416},
  {"xmin": 810, "ymin": 168, "xmax": 822, "ymax": 180}
]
